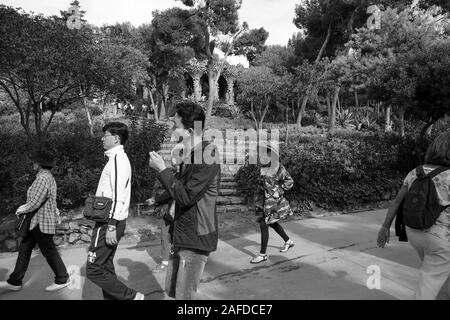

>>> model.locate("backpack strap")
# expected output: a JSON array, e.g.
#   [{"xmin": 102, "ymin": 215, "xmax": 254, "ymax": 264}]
[{"xmin": 427, "ymin": 166, "xmax": 450, "ymax": 179}]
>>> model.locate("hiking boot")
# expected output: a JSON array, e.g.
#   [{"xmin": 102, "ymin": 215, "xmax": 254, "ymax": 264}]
[
  {"xmin": 250, "ymin": 254, "xmax": 268, "ymax": 264},
  {"xmin": 280, "ymin": 240, "xmax": 294, "ymax": 253}
]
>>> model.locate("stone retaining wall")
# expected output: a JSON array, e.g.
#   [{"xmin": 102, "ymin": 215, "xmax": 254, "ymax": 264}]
[{"xmin": 0, "ymin": 214, "xmax": 95, "ymax": 253}]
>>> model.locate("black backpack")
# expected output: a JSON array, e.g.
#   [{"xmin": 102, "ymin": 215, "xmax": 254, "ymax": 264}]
[{"xmin": 402, "ymin": 165, "xmax": 450, "ymax": 230}]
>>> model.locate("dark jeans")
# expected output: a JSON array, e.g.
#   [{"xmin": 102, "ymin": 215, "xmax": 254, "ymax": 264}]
[
  {"xmin": 86, "ymin": 220, "xmax": 136, "ymax": 300},
  {"xmin": 165, "ymin": 247, "xmax": 208, "ymax": 300},
  {"xmin": 259, "ymin": 220, "xmax": 289, "ymax": 254},
  {"xmin": 8, "ymin": 225, "xmax": 69, "ymax": 286}
]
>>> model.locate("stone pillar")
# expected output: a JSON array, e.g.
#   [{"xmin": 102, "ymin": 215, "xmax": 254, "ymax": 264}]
[
  {"xmin": 226, "ymin": 77, "xmax": 235, "ymax": 105},
  {"xmin": 193, "ymin": 73, "xmax": 202, "ymax": 102},
  {"xmin": 143, "ymin": 87, "xmax": 150, "ymax": 100}
]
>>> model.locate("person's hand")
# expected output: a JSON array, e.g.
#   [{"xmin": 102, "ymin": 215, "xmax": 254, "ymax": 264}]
[
  {"xmin": 149, "ymin": 151, "xmax": 167, "ymax": 173},
  {"xmin": 106, "ymin": 227, "xmax": 118, "ymax": 246},
  {"xmin": 169, "ymin": 203, "xmax": 175, "ymax": 219},
  {"xmin": 16, "ymin": 205, "xmax": 26, "ymax": 216},
  {"xmin": 146, "ymin": 197, "xmax": 156, "ymax": 206},
  {"xmin": 377, "ymin": 226, "xmax": 390, "ymax": 248}
]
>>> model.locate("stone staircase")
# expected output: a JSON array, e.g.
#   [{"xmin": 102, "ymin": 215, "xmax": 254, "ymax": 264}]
[{"xmin": 157, "ymin": 137, "xmax": 255, "ymax": 214}]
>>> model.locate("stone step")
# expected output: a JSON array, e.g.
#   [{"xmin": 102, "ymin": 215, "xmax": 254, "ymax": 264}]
[
  {"xmin": 216, "ymin": 204, "xmax": 252, "ymax": 214},
  {"xmin": 221, "ymin": 181, "xmax": 237, "ymax": 188},
  {"xmin": 217, "ymin": 196, "xmax": 245, "ymax": 205},
  {"xmin": 221, "ymin": 176, "xmax": 235, "ymax": 182},
  {"xmin": 219, "ymin": 188, "xmax": 240, "ymax": 196}
]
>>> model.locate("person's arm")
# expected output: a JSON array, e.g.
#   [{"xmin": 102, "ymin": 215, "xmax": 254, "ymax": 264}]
[
  {"xmin": 280, "ymin": 166, "xmax": 294, "ymax": 191},
  {"xmin": 157, "ymin": 163, "xmax": 220, "ymax": 210},
  {"xmin": 377, "ymin": 184, "xmax": 408, "ymax": 248},
  {"xmin": 381, "ymin": 185, "xmax": 408, "ymax": 229},
  {"xmin": 155, "ymin": 190, "xmax": 172, "ymax": 205},
  {"xmin": 17, "ymin": 175, "xmax": 48, "ymax": 214},
  {"xmin": 108, "ymin": 155, "xmax": 130, "ymax": 226}
]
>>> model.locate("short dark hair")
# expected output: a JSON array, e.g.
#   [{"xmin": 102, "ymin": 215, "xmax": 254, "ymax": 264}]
[
  {"xmin": 102, "ymin": 122, "xmax": 129, "ymax": 145},
  {"xmin": 425, "ymin": 131, "xmax": 450, "ymax": 167},
  {"xmin": 174, "ymin": 101, "xmax": 205, "ymax": 133}
]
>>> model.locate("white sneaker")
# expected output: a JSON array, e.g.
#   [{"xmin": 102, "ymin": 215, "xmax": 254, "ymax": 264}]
[
  {"xmin": 0, "ymin": 281, "xmax": 22, "ymax": 291},
  {"xmin": 45, "ymin": 281, "xmax": 70, "ymax": 292},
  {"xmin": 134, "ymin": 292, "xmax": 145, "ymax": 300},
  {"xmin": 280, "ymin": 240, "xmax": 294, "ymax": 253},
  {"xmin": 250, "ymin": 254, "xmax": 268, "ymax": 264}
]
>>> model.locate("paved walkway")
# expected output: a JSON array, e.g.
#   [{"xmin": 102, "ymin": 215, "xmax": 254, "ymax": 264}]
[{"xmin": 0, "ymin": 209, "xmax": 420, "ymax": 300}]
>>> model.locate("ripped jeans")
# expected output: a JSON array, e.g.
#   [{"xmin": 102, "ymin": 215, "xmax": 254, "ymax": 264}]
[{"xmin": 165, "ymin": 247, "xmax": 209, "ymax": 300}]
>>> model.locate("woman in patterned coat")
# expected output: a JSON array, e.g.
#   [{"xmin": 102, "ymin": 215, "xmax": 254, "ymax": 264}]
[{"xmin": 251, "ymin": 146, "xmax": 295, "ymax": 264}]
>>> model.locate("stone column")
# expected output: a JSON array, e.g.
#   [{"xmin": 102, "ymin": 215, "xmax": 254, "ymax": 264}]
[
  {"xmin": 193, "ymin": 73, "xmax": 202, "ymax": 102},
  {"xmin": 226, "ymin": 77, "xmax": 235, "ymax": 105},
  {"xmin": 143, "ymin": 87, "xmax": 150, "ymax": 100}
]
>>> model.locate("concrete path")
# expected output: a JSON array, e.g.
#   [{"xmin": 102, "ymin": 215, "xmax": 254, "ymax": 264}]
[{"xmin": 0, "ymin": 209, "xmax": 420, "ymax": 300}]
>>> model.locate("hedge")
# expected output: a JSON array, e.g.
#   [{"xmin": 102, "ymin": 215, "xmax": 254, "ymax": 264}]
[
  {"xmin": 0, "ymin": 115, "xmax": 167, "ymax": 218},
  {"xmin": 236, "ymin": 131, "xmax": 433, "ymax": 211}
]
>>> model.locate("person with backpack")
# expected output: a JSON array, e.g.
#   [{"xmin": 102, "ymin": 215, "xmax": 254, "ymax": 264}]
[{"xmin": 377, "ymin": 131, "xmax": 450, "ymax": 300}]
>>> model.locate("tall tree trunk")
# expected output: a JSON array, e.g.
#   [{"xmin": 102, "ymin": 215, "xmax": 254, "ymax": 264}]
[
  {"xmin": 385, "ymin": 106, "xmax": 392, "ymax": 132},
  {"xmin": 149, "ymin": 88, "xmax": 158, "ymax": 121},
  {"xmin": 316, "ymin": 24, "xmax": 332, "ymax": 64},
  {"xmin": 206, "ymin": 69, "xmax": 219, "ymax": 118},
  {"xmin": 159, "ymin": 82, "xmax": 169, "ymax": 120},
  {"xmin": 83, "ymin": 97, "xmax": 94, "ymax": 137},
  {"xmin": 249, "ymin": 101, "xmax": 258, "ymax": 130},
  {"xmin": 285, "ymin": 99, "xmax": 289, "ymax": 145},
  {"xmin": 354, "ymin": 90, "xmax": 359, "ymax": 108},
  {"xmin": 399, "ymin": 107, "xmax": 405, "ymax": 137},
  {"xmin": 329, "ymin": 87, "xmax": 340, "ymax": 133},
  {"xmin": 296, "ymin": 24, "xmax": 332, "ymax": 128},
  {"xmin": 337, "ymin": 92, "xmax": 341, "ymax": 114},
  {"xmin": 101, "ymin": 95, "xmax": 107, "ymax": 126}
]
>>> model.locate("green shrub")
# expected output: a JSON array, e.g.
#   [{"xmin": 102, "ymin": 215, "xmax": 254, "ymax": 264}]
[
  {"xmin": 235, "ymin": 164, "xmax": 261, "ymax": 204},
  {"xmin": 236, "ymin": 131, "xmax": 432, "ymax": 211},
  {"xmin": 0, "ymin": 115, "xmax": 168, "ymax": 218}
]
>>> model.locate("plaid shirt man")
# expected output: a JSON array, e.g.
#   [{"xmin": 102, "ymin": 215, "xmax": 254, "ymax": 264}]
[{"xmin": 20, "ymin": 169, "xmax": 60, "ymax": 234}]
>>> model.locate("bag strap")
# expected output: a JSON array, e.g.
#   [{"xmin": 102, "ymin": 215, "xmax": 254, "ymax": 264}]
[
  {"xmin": 427, "ymin": 166, "xmax": 450, "ymax": 179},
  {"xmin": 111, "ymin": 155, "xmax": 118, "ymax": 219}
]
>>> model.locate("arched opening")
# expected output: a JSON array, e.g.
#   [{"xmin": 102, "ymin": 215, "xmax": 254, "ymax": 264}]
[
  {"xmin": 184, "ymin": 73, "xmax": 194, "ymax": 99},
  {"xmin": 200, "ymin": 74, "xmax": 209, "ymax": 100},
  {"xmin": 218, "ymin": 75, "xmax": 227, "ymax": 101}
]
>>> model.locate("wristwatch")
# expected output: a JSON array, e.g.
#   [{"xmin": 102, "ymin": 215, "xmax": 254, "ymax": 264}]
[{"xmin": 107, "ymin": 225, "xmax": 116, "ymax": 232}]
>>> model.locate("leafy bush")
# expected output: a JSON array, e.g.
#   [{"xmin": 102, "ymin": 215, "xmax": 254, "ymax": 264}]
[
  {"xmin": 212, "ymin": 103, "xmax": 240, "ymax": 118},
  {"xmin": 0, "ymin": 115, "xmax": 168, "ymax": 218},
  {"xmin": 126, "ymin": 116, "xmax": 168, "ymax": 204},
  {"xmin": 336, "ymin": 109, "xmax": 354, "ymax": 129},
  {"xmin": 235, "ymin": 164, "xmax": 261, "ymax": 204},
  {"xmin": 236, "ymin": 131, "xmax": 433, "ymax": 211}
]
